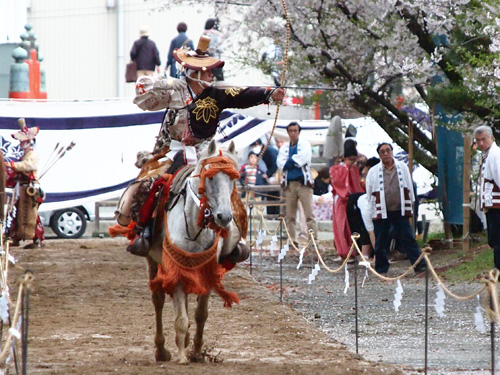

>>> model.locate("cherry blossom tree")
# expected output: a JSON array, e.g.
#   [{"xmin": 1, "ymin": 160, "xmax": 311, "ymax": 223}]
[{"xmin": 149, "ymin": 0, "xmax": 500, "ymax": 174}]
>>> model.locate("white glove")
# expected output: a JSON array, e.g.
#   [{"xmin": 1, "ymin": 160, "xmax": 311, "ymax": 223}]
[{"xmin": 153, "ymin": 78, "xmax": 187, "ymax": 91}]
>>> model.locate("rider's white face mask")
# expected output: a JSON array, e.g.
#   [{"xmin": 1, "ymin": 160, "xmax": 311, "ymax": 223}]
[{"xmin": 187, "ymin": 69, "xmax": 213, "ymax": 89}]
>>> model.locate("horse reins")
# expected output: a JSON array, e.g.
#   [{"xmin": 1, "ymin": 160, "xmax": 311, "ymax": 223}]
[
  {"xmin": 258, "ymin": 0, "xmax": 291, "ymax": 162},
  {"xmin": 195, "ymin": 153, "xmax": 240, "ymax": 231},
  {"xmin": 168, "ymin": 152, "xmax": 240, "ymax": 239}
]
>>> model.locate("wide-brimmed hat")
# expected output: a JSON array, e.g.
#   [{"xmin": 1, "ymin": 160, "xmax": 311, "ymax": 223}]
[
  {"xmin": 173, "ymin": 35, "xmax": 224, "ymax": 71},
  {"xmin": 12, "ymin": 118, "xmax": 39, "ymax": 142}
]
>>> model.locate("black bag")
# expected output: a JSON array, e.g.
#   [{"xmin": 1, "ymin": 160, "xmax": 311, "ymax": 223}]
[{"xmin": 125, "ymin": 61, "xmax": 138, "ymax": 83}]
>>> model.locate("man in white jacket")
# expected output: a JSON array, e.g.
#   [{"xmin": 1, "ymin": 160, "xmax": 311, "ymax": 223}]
[
  {"xmin": 277, "ymin": 122, "xmax": 318, "ymax": 247},
  {"xmin": 365, "ymin": 142, "xmax": 425, "ymax": 274},
  {"xmin": 474, "ymin": 125, "xmax": 500, "ymax": 270}
]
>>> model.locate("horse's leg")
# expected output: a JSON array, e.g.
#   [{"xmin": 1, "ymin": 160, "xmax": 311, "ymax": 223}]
[
  {"xmin": 147, "ymin": 257, "xmax": 171, "ymax": 362},
  {"xmin": 173, "ymin": 283, "xmax": 190, "ymax": 364},
  {"xmin": 184, "ymin": 297, "xmax": 190, "ymax": 349},
  {"xmin": 191, "ymin": 292, "xmax": 211, "ymax": 362}
]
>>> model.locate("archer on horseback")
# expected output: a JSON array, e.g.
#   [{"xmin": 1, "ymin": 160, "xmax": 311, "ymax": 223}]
[
  {"xmin": 114, "ymin": 35, "xmax": 285, "ymax": 258},
  {"xmin": 5, "ymin": 119, "xmax": 45, "ymax": 249}
]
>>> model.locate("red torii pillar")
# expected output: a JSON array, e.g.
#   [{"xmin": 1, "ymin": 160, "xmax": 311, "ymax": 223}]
[
  {"xmin": 25, "ymin": 49, "xmax": 47, "ymax": 100},
  {"xmin": 314, "ymin": 90, "xmax": 323, "ymax": 120}
]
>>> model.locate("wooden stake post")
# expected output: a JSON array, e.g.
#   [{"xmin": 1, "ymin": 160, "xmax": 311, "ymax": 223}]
[
  {"xmin": 408, "ymin": 120, "xmax": 414, "ymax": 175},
  {"xmin": 408, "ymin": 120, "xmax": 415, "ymax": 231},
  {"xmin": 462, "ymin": 135, "xmax": 472, "ymax": 253}
]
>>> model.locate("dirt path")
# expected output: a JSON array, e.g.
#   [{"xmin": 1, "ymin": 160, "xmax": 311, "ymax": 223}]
[{"xmin": 8, "ymin": 238, "xmax": 403, "ymax": 375}]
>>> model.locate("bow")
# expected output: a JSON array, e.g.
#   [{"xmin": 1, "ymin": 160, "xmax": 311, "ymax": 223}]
[{"xmin": 258, "ymin": 0, "xmax": 291, "ymax": 160}]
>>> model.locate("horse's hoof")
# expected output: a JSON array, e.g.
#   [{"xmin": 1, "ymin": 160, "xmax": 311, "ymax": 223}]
[
  {"xmin": 189, "ymin": 352, "xmax": 205, "ymax": 363},
  {"xmin": 155, "ymin": 348, "xmax": 171, "ymax": 362},
  {"xmin": 176, "ymin": 355, "xmax": 189, "ymax": 364}
]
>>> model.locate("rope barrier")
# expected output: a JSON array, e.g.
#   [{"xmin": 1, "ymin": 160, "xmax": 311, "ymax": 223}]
[
  {"xmin": 311, "ymin": 233, "xmax": 354, "ymax": 273},
  {"xmin": 250, "ymin": 211, "xmax": 500, "ymax": 323},
  {"xmin": 280, "ymin": 217, "xmax": 311, "ymax": 253},
  {"xmin": 255, "ymin": 207, "xmax": 280, "ymax": 236},
  {"xmin": 0, "ymin": 271, "xmax": 32, "ymax": 364},
  {"xmin": 0, "ymin": 219, "xmax": 33, "ymax": 369},
  {"xmin": 243, "ymin": 188, "xmax": 283, "ymax": 201},
  {"xmin": 423, "ymin": 252, "xmax": 486, "ymax": 301},
  {"xmin": 248, "ymin": 212, "xmax": 309, "ymax": 255},
  {"xmin": 314, "ymin": 229, "xmax": 489, "ymax": 300},
  {"xmin": 0, "ymin": 191, "xmax": 34, "ymax": 371},
  {"xmin": 481, "ymin": 269, "xmax": 500, "ymax": 324}
]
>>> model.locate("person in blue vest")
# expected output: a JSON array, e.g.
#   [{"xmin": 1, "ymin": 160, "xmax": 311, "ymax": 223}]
[
  {"xmin": 277, "ymin": 122, "xmax": 318, "ymax": 248},
  {"xmin": 165, "ymin": 22, "xmax": 195, "ymax": 78}
]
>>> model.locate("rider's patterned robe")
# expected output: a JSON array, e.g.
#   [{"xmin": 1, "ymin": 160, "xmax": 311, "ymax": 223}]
[{"xmin": 133, "ymin": 75, "xmax": 275, "ymax": 155}]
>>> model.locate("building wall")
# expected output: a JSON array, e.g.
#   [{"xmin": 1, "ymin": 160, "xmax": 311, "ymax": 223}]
[
  {"xmin": 0, "ymin": 0, "xmax": 28, "ymax": 43},
  {"xmin": 27, "ymin": 0, "xmax": 214, "ymax": 99},
  {"xmin": 21, "ymin": 0, "xmax": 316, "ymax": 122}
]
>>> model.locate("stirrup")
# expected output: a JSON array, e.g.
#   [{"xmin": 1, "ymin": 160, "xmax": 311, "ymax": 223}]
[
  {"xmin": 126, "ymin": 226, "xmax": 151, "ymax": 257},
  {"xmin": 223, "ymin": 242, "xmax": 250, "ymax": 264}
]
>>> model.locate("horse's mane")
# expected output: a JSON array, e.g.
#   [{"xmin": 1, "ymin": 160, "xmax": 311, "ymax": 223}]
[{"xmin": 195, "ymin": 142, "xmax": 239, "ymax": 173}]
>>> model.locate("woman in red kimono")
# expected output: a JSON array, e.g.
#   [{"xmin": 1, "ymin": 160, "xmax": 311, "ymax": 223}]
[{"xmin": 329, "ymin": 139, "xmax": 364, "ymax": 260}]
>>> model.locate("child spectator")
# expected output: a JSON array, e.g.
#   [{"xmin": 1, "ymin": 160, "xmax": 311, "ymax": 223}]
[{"xmin": 240, "ymin": 152, "xmax": 268, "ymax": 199}]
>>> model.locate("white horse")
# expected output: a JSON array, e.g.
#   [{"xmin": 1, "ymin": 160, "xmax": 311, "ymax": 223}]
[{"xmin": 145, "ymin": 140, "xmax": 248, "ymax": 363}]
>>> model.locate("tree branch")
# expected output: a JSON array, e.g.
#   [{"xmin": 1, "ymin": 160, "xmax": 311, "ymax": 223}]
[
  {"xmin": 396, "ymin": 4, "xmax": 462, "ymax": 84},
  {"xmin": 351, "ymin": 94, "xmax": 438, "ymax": 174}
]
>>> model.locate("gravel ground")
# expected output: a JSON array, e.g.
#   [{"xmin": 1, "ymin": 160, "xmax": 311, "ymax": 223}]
[{"xmin": 245, "ymin": 245, "xmax": 498, "ymax": 375}]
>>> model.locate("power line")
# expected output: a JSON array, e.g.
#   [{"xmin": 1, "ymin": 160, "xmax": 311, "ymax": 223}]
[
  {"xmin": 215, "ymin": 1, "xmax": 252, "ymax": 5},
  {"xmin": 27, "ymin": 4, "xmax": 182, "ymax": 20},
  {"xmin": 215, "ymin": 84, "xmax": 342, "ymax": 91},
  {"xmin": 279, "ymin": 85, "xmax": 342, "ymax": 91}
]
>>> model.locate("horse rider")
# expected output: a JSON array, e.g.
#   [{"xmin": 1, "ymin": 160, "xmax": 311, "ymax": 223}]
[
  {"xmin": 5, "ymin": 118, "xmax": 45, "ymax": 248},
  {"xmin": 116, "ymin": 35, "xmax": 286, "ymax": 256}
]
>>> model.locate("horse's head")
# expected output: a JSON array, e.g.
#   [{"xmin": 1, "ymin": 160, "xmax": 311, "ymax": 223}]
[{"xmin": 195, "ymin": 140, "xmax": 239, "ymax": 228}]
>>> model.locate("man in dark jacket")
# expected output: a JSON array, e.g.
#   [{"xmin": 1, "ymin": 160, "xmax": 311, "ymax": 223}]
[
  {"xmin": 165, "ymin": 22, "xmax": 195, "ymax": 78},
  {"xmin": 130, "ymin": 26, "xmax": 161, "ymax": 77}
]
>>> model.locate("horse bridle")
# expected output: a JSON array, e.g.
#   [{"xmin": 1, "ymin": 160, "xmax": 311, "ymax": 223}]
[
  {"xmin": 191, "ymin": 153, "xmax": 240, "ymax": 236},
  {"xmin": 181, "ymin": 179, "xmax": 206, "ymax": 241},
  {"xmin": 195, "ymin": 153, "xmax": 240, "ymax": 196}
]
